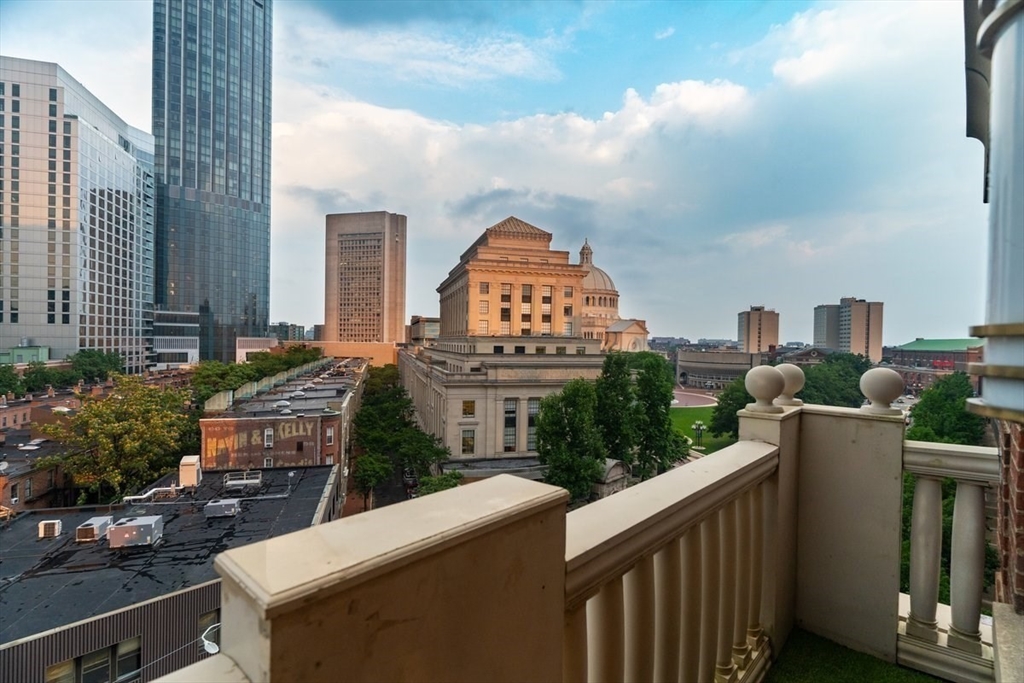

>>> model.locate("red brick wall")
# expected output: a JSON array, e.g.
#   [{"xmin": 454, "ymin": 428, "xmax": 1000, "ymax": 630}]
[
  {"xmin": 996, "ymin": 420, "xmax": 1024, "ymax": 614},
  {"xmin": 201, "ymin": 414, "xmax": 342, "ymax": 471}
]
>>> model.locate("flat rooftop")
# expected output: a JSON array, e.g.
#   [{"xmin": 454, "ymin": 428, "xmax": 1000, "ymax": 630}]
[
  {"xmin": 217, "ymin": 361, "xmax": 365, "ymax": 419},
  {"xmin": 0, "ymin": 465, "xmax": 335, "ymax": 643},
  {"xmin": 0, "ymin": 429, "xmax": 67, "ymax": 479}
]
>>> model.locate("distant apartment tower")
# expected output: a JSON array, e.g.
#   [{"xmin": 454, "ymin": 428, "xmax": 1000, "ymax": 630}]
[
  {"xmin": 813, "ymin": 304, "xmax": 841, "ymax": 350},
  {"xmin": 737, "ymin": 306, "xmax": 779, "ymax": 353},
  {"xmin": 839, "ymin": 297, "xmax": 884, "ymax": 362},
  {"xmin": 325, "ymin": 212, "xmax": 407, "ymax": 343},
  {"xmin": 152, "ymin": 0, "xmax": 273, "ymax": 362},
  {"xmin": 272, "ymin": 321, "xmax": 305, "ymax": 342},
  {"xmin": 0, "ymin": 57, "xmax": 155, "ymax": 372}
]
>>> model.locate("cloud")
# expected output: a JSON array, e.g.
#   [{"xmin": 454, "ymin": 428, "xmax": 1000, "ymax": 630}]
[{"xmin": 655, "ymin": 27, "xmax": 675, "ymax": 40}]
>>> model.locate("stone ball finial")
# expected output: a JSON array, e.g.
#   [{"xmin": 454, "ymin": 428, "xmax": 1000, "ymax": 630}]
[
  {"xmin": 744, "ymin": 366, "xmax": 785, "ymax": 414},
  {"xmin": 860, "ymin": 368, "xmax": 904, "ymax": 415},
  {"xmin": 774, "ymin": 363, "xmax": 805, "ymax": 406}
]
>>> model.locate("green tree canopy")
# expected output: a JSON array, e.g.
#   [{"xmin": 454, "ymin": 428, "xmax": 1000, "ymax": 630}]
[
  {"xmin": 536, "ymin": 378, "xmax": 606, "ymax": 500},
  {"xmin": 595, "ymin": 353, "xmax": 638, "ymax": 463},
  {"xmin": 906, "ymin": 372, "xmax": 985, "ymax": 446},
  {"xmin": 39, "ymin": 374, "xmax": 193, "ymax": 503},
  {"xmin": 69, "ymin": 349, "xmax": 124, "ymax": 383},
  {"xmin": 0, "ymin": 364, "xmax": 24, "ymax": 397},
  {"xmin": 353, "ymin": 452, "xmax": 394, "ymax": 511},
  {"xmin": 633, "ymin": 353, "xmax": 687, "ymax": 479},
  {"xmin": 419, "ymin": 471, "xmax": 464, "ymax": 495},
  {"xmin": 797, "ymin": 353, "xmax": 872, "ymax": 408},
  {"xmin": 709, "ymin": 376, "xmax": 753, "ymax": 439}
]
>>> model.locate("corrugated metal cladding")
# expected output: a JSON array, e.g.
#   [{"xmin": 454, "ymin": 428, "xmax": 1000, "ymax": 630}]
[{"xmin": 0, "ymin": 581, "xmax": 221, "ymax": 682}]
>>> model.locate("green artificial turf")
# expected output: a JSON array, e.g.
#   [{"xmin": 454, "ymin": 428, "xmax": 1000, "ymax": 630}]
[
  {"xmin": 670, "ymin": 405, "xmax": 736, "ymax": 454},
  {"xmin": 765, "ymin": 629, "xmax": 942, "ymax": 683}
]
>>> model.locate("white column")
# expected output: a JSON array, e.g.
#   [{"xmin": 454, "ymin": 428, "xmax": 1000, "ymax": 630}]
[
  {"xmin": 732, "ymin": 490, "xmax": 752, "ymax": 668},
  {"xmin": 624, "ymin": 555, "xmax": 655, "ymax": 683},
  {"xmin": 654, "ymin": 538, "xmax": 681, "ymax": 683},
  {"xmin": 564, "ymin": 605, "xmax": 588, "ymax": 683},
  {"xmin": 906, "ymin": 475, "xmax": 941, "ymax": 643},
  {"xmin": 747, "ymin": 483, "xmax": 765, "ymax": 647},
  {"xmin": 699, "ymin": 513, "xmax": 720, "ymax": 683},
  {"xmin": 680, "ymin": 527, "xmax": 702, "ymax": 683},
  {"xmin": 716, "ymin": 504, "xmax": 738, "ymax": 683},
  {"xmin": 947, "ymin": 481, "xmax": 986, "ymax": 655},
  {"xmin": 588, "ymin": 577, "xmax": 625, "ymax": 683}
]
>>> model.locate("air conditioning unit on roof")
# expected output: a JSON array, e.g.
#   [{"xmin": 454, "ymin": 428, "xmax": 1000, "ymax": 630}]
[
  {"xmin": 38, "ymin": 519, "xmax": 62, "ymax": 539},
  {"xmin": 76, "ymin": 516, "xmax": 113, "ymax": 543}
]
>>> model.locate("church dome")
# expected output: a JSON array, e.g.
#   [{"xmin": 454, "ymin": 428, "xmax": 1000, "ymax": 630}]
[{"xmin": 579, "ymin": 239, "xmax": 617, "ymax": 293}]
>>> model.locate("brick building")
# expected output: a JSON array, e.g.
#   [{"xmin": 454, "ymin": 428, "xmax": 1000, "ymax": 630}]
[{"xmin": 995, "ymin": 420, "xmax": 1024, "ymax": 613}]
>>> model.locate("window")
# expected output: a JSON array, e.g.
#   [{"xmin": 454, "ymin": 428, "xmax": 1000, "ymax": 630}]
[
  {"xmin": 477, "ymin": 320, "xmax": 489, "ymax": 335},
  {"xmin": 564, "ymin": 322, "xmax": 574, "ymax": 336},
  {"xmin": 535, "ymin": 346, "xmax": 546, "ymax": 354},
  {"xmin": 564, "ymin": 305, "xmax": 573, "ymax": 317},
  {"xmin": 24, "ymin": 478, "xmax": 31, "ymax": 499},
  {"xmin": 500, "ymin": 321, "xmax": 510, "ymax": 334},
  {"xmin": 44, "ymin": 660, "xmax": 74, "ymax": 683},
  {"xmin": 49, "ymin": 87, "xmax": 58, "ymax": 101},
  {"xmin": 116, "ymin": 637, "xmax": 141, "ymax": 680},
  {"xmin": 514, "ymin": 346, "xmax": 526, "ymax": 354},
  {"xmin": 577, "ymin": 346, "xmax": 587, "ymax": 355},
  {"xmin": 9, "ymin": 482, "xmax": 18, "ymax": 504},
  {"xmin": 462, "ymin": 400, "xmax": 475, "ymax": 418},
  {"xmin": 264, "ymin": 456, "xmax": 274, "ymax": 468},
  {"xmin": 503, "ymin": 399, "xmax": 517, "ymax": 452},
  {"xmin": 527, "ymin": 398, "xmax": 541, "ymax": 451},
  {"xmin": 81, "ymin": 647, "xmax": 110, "ymax": 683},
  {"xmin": 296, "ymin": 441, "xmax": 304, "ymax": 453},
  {"xmin": 10, "ymin": 100, "xmax": 18, "ymax": 113},
  {"xmin": 462, "ymin": 429, "xmax": 475, "ymax": 455},
  {"xmin": 479, "ymin": 282, "xmax": 489, "ymax": 294},
  {"xmin": 556, "ymin": 346, "xmax": 567, "ymax": 355},
  {"xmin": 564, "ymin": 286, "xmax": 573, "ymax": 298},
  {"xmin": 199, "ymin": 609, "xmax": 221, "ymax": 649},
  {"xmin": 264, "ymin": 427, "xmax": 274, "ymax": 449},
  {"xmin": 11, "ymin": 84, "xmax": 18, "ymax": 97},
  {"xmin": 500, "ymin": 283, "xmax": 512, "ymax": 302},
  {"xmin": 326, "ymin": 426, "xmax": 335, "ymax": 446},
  {"xmin": 479, "ymin": 300, "xmax": 489, "ymax": 314},
  {"xmin": 493, "ymin": 345, "xmax": 504, "ymax": 354}
]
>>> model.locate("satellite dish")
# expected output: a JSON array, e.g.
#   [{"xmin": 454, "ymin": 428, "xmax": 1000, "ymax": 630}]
[
  {"xmin": 203, "ymin": 640, "xmax": 220, "ymax": 655},
  {"xmin": 0, "ymin": 462, "xmax": 8, "ymax": 473}
]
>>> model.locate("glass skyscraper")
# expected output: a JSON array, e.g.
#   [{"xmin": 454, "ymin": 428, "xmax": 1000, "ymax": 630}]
[{"xmin": 152, "ymin": 0, "xmax": 272, "ymax": 361}]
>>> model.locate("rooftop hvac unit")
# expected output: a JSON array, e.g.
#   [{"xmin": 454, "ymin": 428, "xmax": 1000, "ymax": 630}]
[
  {"xmin": 38, "ymin": 520, "xmax": 62, "ymax": 539},
  {"xmin": 108, "ymin": 516, "xmax": 164, "ymax": 549},
  {"xmin": 204, "ymin": 499, "xmax": 241, "ymax": 518},
  {"xmin": 76, "ymin": 516, "xmax": 113, "ymax": 543},
  {"xmin": 179, "ymin": 455, "xmax": 202, "ymax": 488}
]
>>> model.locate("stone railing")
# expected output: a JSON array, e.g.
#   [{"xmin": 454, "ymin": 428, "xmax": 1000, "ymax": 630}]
[
  {"xmin": 899, "ymin": 439, "xmax": 1000, "ymax": 682},
  {"xmin": 564, "ymin": 441, "xmax": 777, "ymax": 683}
]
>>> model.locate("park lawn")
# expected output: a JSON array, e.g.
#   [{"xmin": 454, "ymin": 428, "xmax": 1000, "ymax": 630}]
[{"xmin": 670, "ymin": 405, "xmax": 736, "ymax": 454}]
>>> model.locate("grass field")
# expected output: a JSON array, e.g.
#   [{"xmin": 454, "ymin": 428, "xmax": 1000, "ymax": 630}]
[
  {"xmin": 766, "ymin": 628, "xmax": 940, "ymax": 683},
  {"xmin": 670, "ymin": 405, "xmax": 736, "ymax": 454}
]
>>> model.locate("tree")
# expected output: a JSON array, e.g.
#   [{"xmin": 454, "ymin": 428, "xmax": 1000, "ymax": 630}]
[
  {"xmin": 419, "ymin": 471, "xmax": 464, "ymax": 495},
  {"xmin": 39, "ymin": 374, "xmax": 193, "ymax": 503},
  {"xmin": 353, "ymin": 452, "xmax": 394, "ymax": 511},
  {"xmin": 709, "ymin": 376, "xmax": 753, "ymax": 439},
  {"xmin": 22, "ymin": 361, "xmax": 53, "ymax": 393},
  {"xmin": 0, "ymin": 364, "xmax": 23, "ymax": 397},
  {"xmin": 536, "ymin": 378, "xmax": 606, "ymax": 500},
  {"xmin": 798, "ymin": 353, "xmax": 871, "ymax": 408},
  {"xmin": 595, "ymin": 353, "xmax": 638, "ymax": 463},
  {"xmin": 906, "ymin": 373, "xmax": 985, "ymax": 446},
  {"xmin": 633, "ymin": 353, "xmax": 687, "ymax": 479},
  {"xmin": 69, "ymin": 349, "xmax": 123, "ymax": 383}
]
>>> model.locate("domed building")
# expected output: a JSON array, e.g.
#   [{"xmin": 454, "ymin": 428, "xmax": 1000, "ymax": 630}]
[{"xmin": 579, "ymin": 239, "xmax": 620, "ymax": 345}]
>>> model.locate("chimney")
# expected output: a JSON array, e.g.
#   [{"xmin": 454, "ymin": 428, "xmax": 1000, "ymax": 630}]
[{"xmin": 47, "ymin": 385, "xmax": 56, "ymax": 398}]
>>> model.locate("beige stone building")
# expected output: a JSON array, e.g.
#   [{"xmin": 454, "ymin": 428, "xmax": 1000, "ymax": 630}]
[
  {"xmin": 839, "ymin": 297, "xmax": 884, "ymax": 362},
  {"xmin": 325, "ymin": 211, "xmax": 407, "ymax": 344},
  {"xmin": 401, "ymin": 216, "xmax": 644, "ymax": 460},
  {"xmin": 738, "ymin": 305, "xmax": 780, "ymax": 353}
]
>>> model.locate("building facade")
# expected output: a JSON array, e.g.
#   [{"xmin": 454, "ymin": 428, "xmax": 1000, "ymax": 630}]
[
  {"xmin": 152, "ymin": 308, "xmax": 200, "ymax": 369},
  {"xmin": 737, "ymin": 305, "xmax": 779, "ymax": 353},
  {"xmin": 408, "ymin": 315, "xmax": 440, "ymax": 346},
  {"xmin": 324, "ymin": 211, "xmax": 407, "ymax": 344},
  {"xmin": 272, "ymin": 321, "xmax": 305, "ymax": 342},
  {"xmin": 813, "ymin": 304, "xmax": 840, "ymax": 349},
  {"xmin": 0, "ymin": 57, "xmax": 155, "ymax": 373},
  {"xmin": 152, "ymin": 0, "xmax": 273, "ymax": 362},
  {"xmin": 675, "ymin": 350, "xmax": 765, "ymax": 390}
]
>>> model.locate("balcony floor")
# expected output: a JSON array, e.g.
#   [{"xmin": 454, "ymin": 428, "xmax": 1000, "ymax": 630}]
[{"xmin": 767, "ymin": 629, "xmax": 944, "ymax": 683}]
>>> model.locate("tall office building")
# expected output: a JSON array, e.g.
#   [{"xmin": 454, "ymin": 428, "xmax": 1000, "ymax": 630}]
[
  {"xmin": 813, "ymin": 297, "xmax": 883, "ymax": 362},
  {"xmin": 152, "ymin": 0, "xmax": 273, "ymax": 361},
  {"xmin": 325, "ymin": 212, "xmax": 407, "ymax": 344},
  {"xmin": 737, "ymin": 305, "xmax": 779, "ymax": 353},
  {"xmin": 813, "ymin": 304, "xmax": 840, "ymax": 349},
  {"xmin": 0, "ymin": 57, "xmax": 155, "ymax": 372}
]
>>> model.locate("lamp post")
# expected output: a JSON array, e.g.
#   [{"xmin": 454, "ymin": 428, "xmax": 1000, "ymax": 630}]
[{"xmin": 691, "ymin": 420, "xmax": 706, "ymax": 449}]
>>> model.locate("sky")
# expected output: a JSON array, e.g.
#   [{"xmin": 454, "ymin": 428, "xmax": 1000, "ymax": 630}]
[{"xmin": 0, "ymin": 0, "xmax": 988, "ymax": 345}]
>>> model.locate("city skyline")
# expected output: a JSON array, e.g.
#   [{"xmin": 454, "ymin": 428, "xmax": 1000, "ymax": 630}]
[{"xmin": 0, "ymin": 0, "xmax": 988, "ymax": 345}]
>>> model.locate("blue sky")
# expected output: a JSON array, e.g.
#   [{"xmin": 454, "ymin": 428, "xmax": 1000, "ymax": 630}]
[{"xmin": 0, "ymin": 0, "xmax": 987, "ymax": 344}]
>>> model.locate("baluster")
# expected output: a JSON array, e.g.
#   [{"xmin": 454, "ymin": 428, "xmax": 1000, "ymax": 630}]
[
  {"xmin": 654, "ymin": 538, "xmax": 681, "ymax": 683},
  {"xmin": 699, "ymin": 513, "xmax": 720, "ymax": 683},
  {"xmin": 732, "ymin": 490, "xmax": 752, "ymax": 668},
  {"xmin": 625, "ymin": 555, "xmax": 655, "ymax": 683},
  {"xmin": 680, "ymin": 526, "xmax": 702, "ymax": 683},
  {"xmin": 716, "ymin": 503, "xmax": 738, "ymax": 683},
  {"xmin": 948, "ymin": 481, "xmax": 986, "ymax": 655},
  {"xmin": 564, "ymin": 604, "xmax": 588, "ymax": 683},
  {"xmin": 588, "ymin": 577, "xmax": 625, "ymax": 683},
  {"xmin": 747, "ymin": 483, "xmax": 765, "ymax": 648},
  {"xmin": 906, "ymin": 475, "xmax": 942, "ymax": 643}
]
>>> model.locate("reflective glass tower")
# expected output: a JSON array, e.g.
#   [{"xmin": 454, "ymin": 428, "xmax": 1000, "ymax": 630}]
[{"xmin": 152, "ymin": 0, "xmax": 272, "ymax": 361}]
